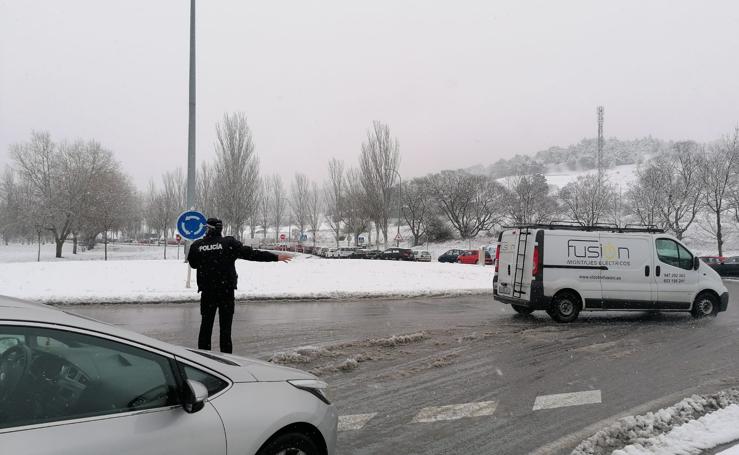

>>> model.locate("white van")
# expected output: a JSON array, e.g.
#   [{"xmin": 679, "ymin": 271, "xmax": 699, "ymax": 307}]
[{"xmin": 493, "ymin": 224, "xmax": 729, "ymax": 322}]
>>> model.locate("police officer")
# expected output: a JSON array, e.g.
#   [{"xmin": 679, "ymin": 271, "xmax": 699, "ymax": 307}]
[{"xmin": 187, "ymin": 218, "xmax": 291, "ymax": 353}]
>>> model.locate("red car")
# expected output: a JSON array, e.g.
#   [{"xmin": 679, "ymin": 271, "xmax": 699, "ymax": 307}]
[{"xmin": 457, "ymin": 250, "xmax": 493, "ymax": 265}]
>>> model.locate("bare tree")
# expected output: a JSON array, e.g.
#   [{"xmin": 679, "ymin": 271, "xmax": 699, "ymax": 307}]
[
  {"xmin": 86, "ymin": 168, "xmax": 137, "ymax": 260},
  {"xmin": 343, "ymin": 169, "xmax": 372, "ymax": 246},
  {"xmin": 144, "ymin": 181, "xmax": 169, "ymax": 258},
  {"xmin": 0, "ymin": 169, "xmax": 22, "ymax": 245},
  {"xmin": 426, "ymin": 170, "xmax": 505, "ymax": 239},
  {"xmin": 11, "ymin": 133, "xmax": 115, "ymax": 258},
  {"xmin": 196, "ymin": 161, "xmax": 218, "ymax": 217},
  {"xmin": 559, "ymin": 174, "xmax": 614, "ymax": 226},
  {"xmin": 258, "ymin": 179, "xmax": 271, "ymax": 240},
  {"xmin": 702, "ymin": 129, "xmax": 739, "ymax": 255},
  {"xmin": 627, "ymin": 165, "xmax": 665, "ymax": 228},
  {"xmin": 159, "ymin": 169, "xmax": 185, "ymax": 258},
  {"xmin": 359, "ymin": 121, "xmax": 400, "ymax": 248},
  {"xmin": 503, "ymin": 173, "xmax": 558, "ymax": 224},
  {"xmin": 323, "ymin": 159, "xmax": 345, "ymax": 247},
  {"xmin": 402, "ymin": 178, "xmax": 431, "ymax": 246},
  {"xmin": 306, "ymin": 181, "xmax": 323, "ymax": 246},
  {"xmin": 656, "ymin": 142, "xmax": 704, "ymax": 239},
  {"xmin": 290, "ymin": 173, "xmax": 310, "ymax": 241},
  {"xmin": 270, "ymin": 175, "xmax": 287, "ymax": 242},
  {"xmin": 213, "ymin": 113, "xmax": 260, "ymax": 239}
]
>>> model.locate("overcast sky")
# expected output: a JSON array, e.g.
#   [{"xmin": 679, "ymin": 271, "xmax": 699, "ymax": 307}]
[{"xmin": 2, "ymin": 0, "xmax": 739, "ymax": 188}]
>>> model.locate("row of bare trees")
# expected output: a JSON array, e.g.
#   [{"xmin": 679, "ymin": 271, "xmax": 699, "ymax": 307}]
[
  {"xmin": 0, "ymin": 132, "xmax": 138, "ymax": 260},
  {"xmin": 7, "ymin": 122, "xmax": 739, "ymax": 258}
]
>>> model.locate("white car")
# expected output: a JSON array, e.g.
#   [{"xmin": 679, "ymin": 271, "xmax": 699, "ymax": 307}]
[
  {"xmin": 412, "ymin": 250, "xmax": 432, "ymax": 262},
  {"xmin": 0, "ymin": 297, "xmax": 338, "ymax": 455},
  {"xmin": 335, "ymin": 247, "xmax": 357, "ymax": 258}
]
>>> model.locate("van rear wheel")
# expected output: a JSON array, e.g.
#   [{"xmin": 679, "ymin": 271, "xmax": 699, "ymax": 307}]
[
  {"xmin": 548, "ymin": 292, "xmax": 581, "ymax": 323},
  {"xmin": 512, "ymin": 305, "xmax": 534, "ymax": 315},
  {"xmin": 691, "ymin": 292, "xmax": 719, "ymax": 318}
]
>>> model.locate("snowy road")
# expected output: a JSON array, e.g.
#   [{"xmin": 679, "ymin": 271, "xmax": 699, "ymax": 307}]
[{"xmin": 68, "ymin": 282, "xmax": 739, "ymax": 455}]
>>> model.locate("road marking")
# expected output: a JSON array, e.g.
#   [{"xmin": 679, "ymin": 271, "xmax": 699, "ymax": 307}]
[
  {"xmin": 338, "ymin": 413, "xmax": 377, "ymax": 431},
  {"xmin": 532, "ymin": 390, "xmax": 602, "ymax": 411},
  {"xmin": 411, "ymin": 400, "xmax": 498, "ymax": 423}
]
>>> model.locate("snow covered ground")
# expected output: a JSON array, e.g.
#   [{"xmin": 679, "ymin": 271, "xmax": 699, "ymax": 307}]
[
  {"xmin": 0, "ymin": 253, "xmax": 494, "ymax": 304},
  {"xmin": 543, "ymin": 163, "xmax": 639, "ymax": 189},
  {"xmin": 0, "ymin": 242, "xmax": 183, "ymax": 263}
]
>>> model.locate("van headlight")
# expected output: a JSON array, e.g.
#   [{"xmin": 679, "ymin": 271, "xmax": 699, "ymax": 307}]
[{"xmin": 288, "ymin": 379, "xmax": 331, "ymax": 405}]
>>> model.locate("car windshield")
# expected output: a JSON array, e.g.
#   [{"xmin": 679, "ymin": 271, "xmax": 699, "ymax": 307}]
[{"xmin": 3, "ymin": 3, "xmax": 739, "ymax": 454}]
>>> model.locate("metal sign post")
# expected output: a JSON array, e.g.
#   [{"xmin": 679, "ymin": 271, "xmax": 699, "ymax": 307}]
[{"xmin": 177, "ymin": 210, "xmax": 207, "ymax": 288}]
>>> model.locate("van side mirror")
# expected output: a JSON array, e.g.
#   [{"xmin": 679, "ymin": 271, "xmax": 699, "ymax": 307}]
[
  {"xmin": 693, "ymin": 257, "xmax": 700, "ymax": 270},
  {"xmin": 183, "ymin": 379, "xmax": 208, "ymax": 414}
]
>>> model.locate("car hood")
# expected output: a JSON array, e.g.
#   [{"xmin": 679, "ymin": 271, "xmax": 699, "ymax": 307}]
[{"xmin": 191, "ymin": 350, "xmax": 317, "ymax": 382}]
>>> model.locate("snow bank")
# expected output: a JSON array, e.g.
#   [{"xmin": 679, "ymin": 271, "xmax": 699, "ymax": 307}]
[
  {"xmin": 719, "ymin": 443, "xmax": 739, "ymax": 454},
  {"xmin": 0, "ymin": 256, "xmax": 494, "ymax": 304},
  {"xmin": 612, "ymin": 404, "xmax": 739, "ymax": 455},
  {"xmin": 572, "ymin": 388, "xmax": 739, "ymax": 455}
]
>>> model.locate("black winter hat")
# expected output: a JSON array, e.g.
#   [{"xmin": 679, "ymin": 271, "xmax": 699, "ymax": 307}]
[{"xmin": 206, "ymin": 218, "xmax": 223, "ymax": 231}]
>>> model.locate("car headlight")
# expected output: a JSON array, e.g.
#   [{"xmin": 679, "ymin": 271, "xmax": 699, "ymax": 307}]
[{"xmin": 288, "ymin": 379, "xmax": 331, "ymax": 405}]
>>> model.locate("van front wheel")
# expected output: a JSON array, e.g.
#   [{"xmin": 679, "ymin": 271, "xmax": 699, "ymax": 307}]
[
  {"xmin": 691, "ymin": 292, "xmax": 719, "ymax": 318},
  {"xmin": 548, "ymin": 292, "xmax": 581, "ymax": 323}
]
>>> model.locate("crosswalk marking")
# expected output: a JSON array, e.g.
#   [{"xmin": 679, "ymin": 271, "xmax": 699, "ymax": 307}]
[
  {"xmin": 338, "ymin": 413, "xmax": 377, "ymax": 431},
  {"xmin": 411, "ymin": 400, "xmax": 498, "ymax": 423},
  {"xmin": 532, "ymin": 390, "xmax": 602, "ymax": 411}
]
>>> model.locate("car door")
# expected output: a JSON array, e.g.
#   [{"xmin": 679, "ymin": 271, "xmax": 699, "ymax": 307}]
[
  {"xmin": 654, "ymin": 238, "xmax": 698, "ymax": 309},
  {"xmin": 599, "ymin": 233, "xmax": 655, "ymax": 309},
  {"xmin": 0, "ymin": 324, "xmax": 227, "ymax": 455}
]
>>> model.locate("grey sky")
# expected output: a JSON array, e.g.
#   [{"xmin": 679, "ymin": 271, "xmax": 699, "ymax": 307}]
[{"xmin": 2, "ymin": 0, "xmax": 739, "ymax": 188}]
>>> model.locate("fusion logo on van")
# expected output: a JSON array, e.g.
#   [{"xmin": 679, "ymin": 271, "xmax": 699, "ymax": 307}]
[{"xmin": 567, "ymin": 239, "xmax": 631, "ymax": 266}]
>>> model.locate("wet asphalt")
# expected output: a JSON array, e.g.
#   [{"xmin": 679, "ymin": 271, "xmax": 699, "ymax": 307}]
[{"xmin": 68, "ymin": 281, "xmax": 739, "ymax": 455}]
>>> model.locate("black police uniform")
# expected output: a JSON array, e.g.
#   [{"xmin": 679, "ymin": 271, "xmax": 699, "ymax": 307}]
[{"xmin": 187, "ymin": 224, "xmax": 278, "ymax": 353}]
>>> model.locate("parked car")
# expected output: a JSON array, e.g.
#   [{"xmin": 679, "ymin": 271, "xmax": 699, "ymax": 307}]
[
  {"xmin": 700, "ymin": 256, "xmax": 726, "ymax": 265},
  {"xmin": 438, "ymin": 249, "xmax": 464, "ymax": 263},
  {"xmin": 349, "ymin": 249, "xmax": 369, "ymax": 259},
  {"xmin": 457, "ymin": 250, "xmax": 493, "ymax": 265},
  {"xmin": 710, "ymin": 256, "xmax": 739, "ymax": 277},
  {"xmin": 413, "ymin": 250, "xmax": 432, "ymax": 262},
  {"xmin": 381, "ymin": 248, "xmax": 414, "ymax": 261},
  {"xmin": 335, "ymin": 247, "xmax": 357, "ymax": 258},
  {"xmin": 326, "ymin": 248, "xmax": 337, "ymax": 258},
  {"xmin": 365, "ymin": 249, "xmax": 383, "ymax": 260},
  {"xmin": 0, "ymin": 298, "xmax": 338, "ymax": 455}
]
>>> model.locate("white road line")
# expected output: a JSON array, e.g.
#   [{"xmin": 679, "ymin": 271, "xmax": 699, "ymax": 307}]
[
  {"xmin": 411, "ymin": 400, "xmax": 498, "ymax": 423},
  {"xmin": 338, "ymin": 413, "xmax": 377, "ymax": 431},
  {"xmin": 532, "ymin": 390, "xmax": 602, "ymax": 411}
]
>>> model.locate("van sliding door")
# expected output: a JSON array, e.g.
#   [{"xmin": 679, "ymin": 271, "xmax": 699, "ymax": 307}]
[{"xmin": 599, "ymin": 234, "xmax": 655, "ymax": 309}]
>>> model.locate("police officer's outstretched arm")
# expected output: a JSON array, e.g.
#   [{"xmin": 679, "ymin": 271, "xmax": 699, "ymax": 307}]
[{"xmin": 230, "ymin": 238, "xmax": 292, "ymax": 262}]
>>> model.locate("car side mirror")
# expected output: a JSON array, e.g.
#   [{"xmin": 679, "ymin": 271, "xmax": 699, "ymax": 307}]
[
  {"xmin": 693, "ymin": 257, "xmax": 700, "ymax": 270},
  {"xmin": 183, "ymin": 379, "xmax": 208, "ymax": 414}
]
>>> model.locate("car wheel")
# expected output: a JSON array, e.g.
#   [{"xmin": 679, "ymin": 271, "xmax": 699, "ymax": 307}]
[
  {"xmin": 691, "ymin": 292, "xmax": 719, "ymax": 318},
  {"xmin": 548, "ymin": 292, "xmax": 581, "ymax": 323},
  {"xmin": 511, "ymin": 305, "xmax": 534, "ymax": 315},
  {"xmin": 256, "ymin": 432, "xmax": 321, "ymax": 455}
]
